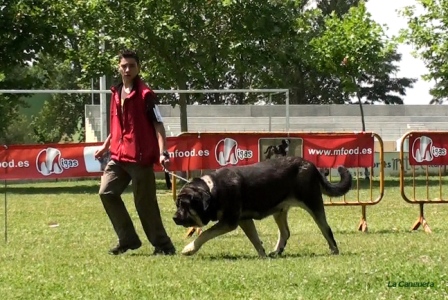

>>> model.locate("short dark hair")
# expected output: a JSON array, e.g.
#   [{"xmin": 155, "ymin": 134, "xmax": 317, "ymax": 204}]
[{"xmin": 118, "ymin": 49, "xmax": 140, "ymax": 65}]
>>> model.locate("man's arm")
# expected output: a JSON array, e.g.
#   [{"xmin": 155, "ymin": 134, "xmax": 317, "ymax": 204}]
[
  {"xmin": 145, "ymin": 92, "xmax": 168, "ymax": 155},
  {"xmin": 103, "ymin": 134, "xmax": 111, "ymax": 149},
  {"xmin": 154, "ymin": 122, "xmax": 167, "ymax": 154}
]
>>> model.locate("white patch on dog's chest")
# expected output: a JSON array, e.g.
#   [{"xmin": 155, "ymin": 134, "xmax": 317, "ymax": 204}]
[{"xmin": 201, "ymin": 175, "xmax": 214, "ymax": 192}]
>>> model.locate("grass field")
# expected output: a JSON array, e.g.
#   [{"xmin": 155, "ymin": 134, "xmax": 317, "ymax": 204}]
[{"xmin": 0, "ymin": 178, "xmax": 447, "ymax": 300}]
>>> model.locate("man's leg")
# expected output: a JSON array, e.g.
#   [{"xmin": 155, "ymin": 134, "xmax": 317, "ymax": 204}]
[
  {"xmin": 127, "ymin": 163, "xmax": 175, "ymax": 254},
  {"xmin": 99, "ymin": 160, "xmax": 141, "ymax": 254}
]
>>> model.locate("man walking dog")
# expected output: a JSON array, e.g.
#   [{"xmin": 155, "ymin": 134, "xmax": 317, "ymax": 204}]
[{"xmin": 95, "ymin": 49, "xmax": 175, "ymax": 256}]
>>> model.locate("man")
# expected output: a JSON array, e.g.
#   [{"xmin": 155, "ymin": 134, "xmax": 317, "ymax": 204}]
[{"xmin": 94, "ymin": 49, "xmax": 175, "ymax": 256}]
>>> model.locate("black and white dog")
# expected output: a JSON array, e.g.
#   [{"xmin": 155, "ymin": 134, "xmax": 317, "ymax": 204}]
[
  {"xmin": 173, "ymin": 156, "xmax": 352, "ymax": 258},
  {"xmin": 264, "ymin": 139, "xmax": 291, "ymax": 160}
]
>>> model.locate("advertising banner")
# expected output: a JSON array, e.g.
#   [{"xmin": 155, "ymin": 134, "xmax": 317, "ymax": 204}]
[
  {"xmin": 302, "ymin": 133, "xmax": 374, "ymax": 168},
  {"xmin": 408, "ymin": 132, "xmax": 448, "ymax": 166},
  {"xmin": 0, "ymin": 132, "xmax": 376, "ymax": 180}
]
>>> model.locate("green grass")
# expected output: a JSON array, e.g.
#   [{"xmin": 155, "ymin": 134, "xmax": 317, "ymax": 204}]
[{"xmin": 0, "ymin": 178, "xmax": 447, "ymax": 300}]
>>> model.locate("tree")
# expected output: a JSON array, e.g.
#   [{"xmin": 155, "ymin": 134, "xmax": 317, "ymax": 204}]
[
  {"xmin": 29, "ymin": 55, "xmax": 89, "ymax": 143},
  {"xmin": 310, "ymin": 1, "xmax": 414, "ymax": 130},
  {"xmin": 358, "ymin": 51, "xmax": 417, "ymax": 105},
  {"xmin": 400, "ymin": 0, "xmax": 448, "ymax": 104},
  {"xmin": 0, "ymin": 0, "xmax": 71, "ymax": 140}
]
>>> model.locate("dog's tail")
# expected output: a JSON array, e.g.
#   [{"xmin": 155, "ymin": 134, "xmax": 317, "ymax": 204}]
[
  {"xmin": 264, "ymin": 146, "xmax": 273, "ymax": 154},
  {"xmin": 318, "ymin": 166, "xmax": 352, "ymax": 197}
]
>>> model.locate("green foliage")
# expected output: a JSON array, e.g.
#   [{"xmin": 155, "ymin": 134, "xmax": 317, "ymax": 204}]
[
  {"xmin": 310, "ymin": 2, "xmax": 398, "ymax": 100},
  {"xmin": 359, "ymin": 51, "xmax": 417, "ymax": 105},
  {"xmin": 0, "ymin": 0, "xmax": 70, "ymax": 141},
  {"xmin": 0, "ymin": 66, "xmax": 34, "ymax": 141},
  {"xmin": 0, "ymin": 114, "xmax": 35, "ymax": 145},
  {"xmin": 400, "ymin": 0, "xmax": 448, "ymax": 104},
  {"xmin": 29, "ymin": 55, "xmax": 89, "ymax": 143}
]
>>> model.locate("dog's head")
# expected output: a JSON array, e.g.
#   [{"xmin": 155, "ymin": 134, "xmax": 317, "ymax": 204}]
[
  {"xmin": 281, "ymin": 139, "xmax": 291, "ymax": 147},
  {"xmin": 173, "ymin": 180, "xmax": 212, "ymax": 228}
]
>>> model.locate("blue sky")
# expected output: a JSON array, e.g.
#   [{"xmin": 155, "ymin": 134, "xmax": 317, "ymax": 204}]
[{"xmin": 366, "ymin": 0, "xmax": 434, "ymax": 105}]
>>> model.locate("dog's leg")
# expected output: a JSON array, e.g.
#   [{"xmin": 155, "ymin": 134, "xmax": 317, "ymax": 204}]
[
  {"xmin": 304, "ymin": 201, "xmax": 339, "ymax": 255},
  {"xmin": 269, "ymin": 210, "xmax": 290, "ymax": 257},
  {"xmin": 238, "ymin": 219, "xmax": 267, "ymax": 258},
  {"xmin": 181, "ymin": 221, "xmax": 237, "ymax": 256},
  {"xmin": 185, "ymin": 227, "xmax": 202, "ymax": 238}
]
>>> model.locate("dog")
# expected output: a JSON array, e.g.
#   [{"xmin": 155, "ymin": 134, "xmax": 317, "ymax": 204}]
[
  {"xmin": 172, "ymin": 156, "xmax": 352, "ymax": 258},
  {"xmin": 264, "ymin": 139, "xmax": 291, "ymax": 159}
]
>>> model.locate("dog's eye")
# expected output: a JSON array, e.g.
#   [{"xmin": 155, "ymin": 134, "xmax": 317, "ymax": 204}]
[{"xmin": 179, "ymin": 199, "xmax": 190, "ymax": 207}]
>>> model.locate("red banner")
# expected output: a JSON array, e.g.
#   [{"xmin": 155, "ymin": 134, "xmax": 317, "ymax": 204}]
[
  {"xmin": 0, "ymin": 143, "xmax": 104, "ymax": 180},
  {"xmin": 408, "ymin": 132, "xmax": 448, "ymax": 166},
  {"xmin": 302, "ymin": 133, "xmax": 374, "ymax": 168},
  {"xmin": 0, "ymin": 132, "xmax": 376, "ymax": 180},
  {"xmin": 160, "ymin": 133, "xmax": 261, "ymax": 171}
]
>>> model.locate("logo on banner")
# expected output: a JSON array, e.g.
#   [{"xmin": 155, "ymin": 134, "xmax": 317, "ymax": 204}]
[
  {"xmin": 215, "ymin": 138, "xmax": 253, "ymax": 166},
  {"xmin": 36, "ymin": 147, "xmax": 79, "ymax": 176},
  {"xmin": 411, "ymin": 136, "xmax": 447, "ymax": 163}
]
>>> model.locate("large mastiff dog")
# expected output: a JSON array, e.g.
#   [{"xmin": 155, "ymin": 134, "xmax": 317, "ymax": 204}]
[{"xmin": 173, "ymin": 156, "xmax": 352, "ymax": 258}]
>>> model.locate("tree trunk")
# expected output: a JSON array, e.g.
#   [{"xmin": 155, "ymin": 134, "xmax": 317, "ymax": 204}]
[
  {"xmin": 353, "ymin": 76, "xmax": 366, "ymax": 131},
  {"xmin": 357, "ymin": 92, "xmax": 366, "ymax": 131},
  {"xmin": 354, "ymin": 76, "xmax": 369, "ymax": 180},
  {"xmin": 178, "ymin": 80, "xmax": 188, "ymax": 132}
]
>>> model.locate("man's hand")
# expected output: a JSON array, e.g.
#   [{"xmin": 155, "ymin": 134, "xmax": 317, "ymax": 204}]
[
  {"xmin": 94, "ymin": 134, "xmax": 111, "ymax": 160},
  {"xmin": 94, "ymin": 145, "xmax": 108, "ymax": 160},
  {"xmin": 160, "ymin": 151, "xmax": 170, "ymax": 170}
]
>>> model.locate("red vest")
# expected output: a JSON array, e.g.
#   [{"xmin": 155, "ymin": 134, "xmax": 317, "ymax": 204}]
[{"xmin": 109, "ymin": 77, "xmax": 159, "ymax": 165}]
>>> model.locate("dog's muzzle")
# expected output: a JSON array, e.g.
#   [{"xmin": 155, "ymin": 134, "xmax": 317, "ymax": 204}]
[{"xmin": 173, "ymin": 211, "xmax": 197, "ymax": 227}]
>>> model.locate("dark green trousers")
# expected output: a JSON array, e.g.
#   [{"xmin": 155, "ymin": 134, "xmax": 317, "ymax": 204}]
[{"xmin": 99, "ymin": 160, "xmax": 173, "ymax": 249}]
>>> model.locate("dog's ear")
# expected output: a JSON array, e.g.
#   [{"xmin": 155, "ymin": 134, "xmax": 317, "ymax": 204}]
[{"xmin": 202, "ymin": 193, "xmax": 211, "ymax": 211}]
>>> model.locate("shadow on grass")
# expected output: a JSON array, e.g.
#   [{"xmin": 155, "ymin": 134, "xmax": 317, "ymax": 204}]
[
  {"xmin": 181, "ymin": 250, "xmax": 358, "ymax": 261},
  {"xmin": 0, "ymin": 181, "xmax": 171, "ymax": 195},
  {"xmin": 127, "ymin": 250, "xmax": 358, "ymax": 260},
  {"xmin": 334, "ymin": 228, "xmax": 439, "ymax": 235}
]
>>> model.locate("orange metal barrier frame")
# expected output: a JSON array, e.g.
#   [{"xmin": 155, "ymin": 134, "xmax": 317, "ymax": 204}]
[
  {"xmin": 399, "ymin": 131, "xmax": 448, "ymax": 233},
  {"xmin": 323, "ymin": 132, "xmax": 384, "ymax": 232}
]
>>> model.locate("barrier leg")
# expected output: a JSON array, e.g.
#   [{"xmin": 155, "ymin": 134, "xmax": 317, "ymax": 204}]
[
  {"xmin": 411, "ymin": 203, "xmax": 432, "ymax": 233},
  {"xmin": 3, "ymin": 180, "xmax": 7, "ymax": 243},
  {"xmin": 357, "ymin": 205, "xmax": 368, "ymax": 232},
  {"xmin": 171, "ymin": 173, "xmax": 177, "ymax": 202}
]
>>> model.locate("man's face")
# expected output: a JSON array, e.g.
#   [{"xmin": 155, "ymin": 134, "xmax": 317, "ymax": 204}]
[{"xmin": 118, "ymin": 57, "xmax": 139, "ymax": 82}]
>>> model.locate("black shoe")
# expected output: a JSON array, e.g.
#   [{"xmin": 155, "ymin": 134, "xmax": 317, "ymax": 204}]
[
  {"xmin": 153, "ymin": 245, "xmax": 176, "ymax": 256},
  {"xmin": 108, "ymin": 241, "xmax": 142, "ymax": 255}
]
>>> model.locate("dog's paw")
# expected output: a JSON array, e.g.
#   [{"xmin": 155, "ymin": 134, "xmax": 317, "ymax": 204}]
[
  {"xmin": 181, "ymin": 241, "xmax": 198, "ymax": 256},
  {"xmin": 256, "ymin": 248, "xmax": 268, "ymax": 259},
  {"xmin": 331, "ymin": 248, "xmax": 340, "ymax": 255},
  {"xmin": 268, "ymin": 250, "xmax": 283, "ymax": 258}
]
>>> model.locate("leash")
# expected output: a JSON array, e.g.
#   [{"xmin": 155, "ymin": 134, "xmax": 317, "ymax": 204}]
[{"xmin": 162, "ymin": 165, "xmax": 190, "ymax": 183}]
